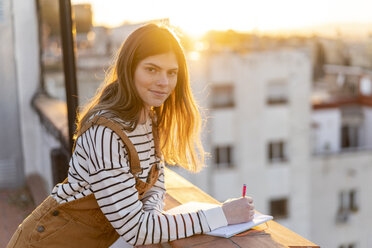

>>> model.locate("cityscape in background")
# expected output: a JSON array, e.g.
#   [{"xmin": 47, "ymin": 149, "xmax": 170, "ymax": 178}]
[{"xmin": 1, "ymin": 0, "xmax": 372, "ymax": 247}]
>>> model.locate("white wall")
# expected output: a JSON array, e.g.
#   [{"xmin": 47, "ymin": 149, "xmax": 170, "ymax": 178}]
[
  {"xmin": 12, "ymin": 0, "xmax": 44, "ymax": 181},
  {"xmin": 264, "ymin": 107, "xmax": 289, "ymax": 141},
  {"xmin": 212, "ymin": 169, "xmax": 240, "ymax": 201},
  {"xmin": 311, "ymin": 109, "xmax": 341, "ymax": 153},
  {"xmin": 0, "ymin": 0, "xmax": 24, "ymax": 188},
  {"xmin": 210, "ymin": 109, "xmax": 235, "ymax": 145},
  {"xmin": 311, "ymin": 151, "xmax": 372, "ymax": 248},
  {"xmin": 362, "ymin": 107, "xmax": 372, "ymax": 149}
]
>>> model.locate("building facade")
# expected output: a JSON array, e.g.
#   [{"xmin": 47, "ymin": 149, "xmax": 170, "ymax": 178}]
[
  {"xmin": 175, "ymin": 49, "xmax": 312, "ymax": 237},
  {"xmin": 173, "ymin": 50, "xmax": 372, "ymax": 248}
]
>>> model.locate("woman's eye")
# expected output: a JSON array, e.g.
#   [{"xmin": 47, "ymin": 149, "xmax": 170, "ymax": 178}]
[
  {"xmin": 146, "ymin": 67, "xmax": 156, "ymax": 73},
  {"xmin": 169, "ymin": 71, "xmax": 178, "ymax": 76}
]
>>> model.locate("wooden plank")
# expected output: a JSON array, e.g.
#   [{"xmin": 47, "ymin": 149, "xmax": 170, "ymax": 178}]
[
  {"xmin": 264, "ymin": 221, "xmax": 319, "ymax": 248},
  {"xmin": 138, "ymin": 168, "xmax": 319, "ymax": 247},
  {"xmin": 163, "ymin": 167, "xmax": 319, "ymax": 248}
]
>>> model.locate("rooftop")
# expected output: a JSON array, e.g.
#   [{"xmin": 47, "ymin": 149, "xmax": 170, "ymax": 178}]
[
  {"xmin": 17, "ymin": 94, "xmax": 319, "ymax": 248},
  {"xmin": 312, "ymin": 64, "xmax": 372, "ymax": 109}
]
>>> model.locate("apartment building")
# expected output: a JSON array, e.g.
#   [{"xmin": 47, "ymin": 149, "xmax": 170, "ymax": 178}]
[
  {"xmin": 173, "ymin": 51, "xmax": 372, "ymax": 248},
  {"xmin": 311, "ymin": 65, "xmax": 372, "ymax": 248},
  {"xmin": 175, "ymin": 49, "xmax": 312, "ymax": 237}
]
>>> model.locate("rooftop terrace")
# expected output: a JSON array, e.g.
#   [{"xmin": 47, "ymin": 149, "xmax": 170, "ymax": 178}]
[{"xmin": 28, "ymin": 94, "xmax": 320, "ymax": 248}]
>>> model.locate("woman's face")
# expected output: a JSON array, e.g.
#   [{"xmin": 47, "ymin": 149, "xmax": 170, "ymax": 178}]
[{"xmin": 134, "ymin": 52, "xmax": 178, "ymax": 111}]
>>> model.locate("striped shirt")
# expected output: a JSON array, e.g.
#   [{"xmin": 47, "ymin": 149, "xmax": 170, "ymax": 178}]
[{"xmin": 51, "ymin": 113, "xmax": 227, "ymax": 246}]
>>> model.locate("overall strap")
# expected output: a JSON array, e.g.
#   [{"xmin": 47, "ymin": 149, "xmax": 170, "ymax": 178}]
[
  {"xmin": 151, "ymin": 119, "xmax": 161, "ymax": 159},
  {"xmin": 74, "ymin": 115, "xmax": 142, "ymax": 175}
]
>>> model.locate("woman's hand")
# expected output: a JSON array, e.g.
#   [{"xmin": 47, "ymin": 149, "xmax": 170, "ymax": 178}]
[{"xmin": 222, "ymin": 197, "xmax": 255, "ymax": 225}]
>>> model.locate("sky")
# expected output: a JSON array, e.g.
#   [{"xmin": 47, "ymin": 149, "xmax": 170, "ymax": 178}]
[{"xmin": 72, "ymin": 0, "xmax": 372, "ymax": 37}]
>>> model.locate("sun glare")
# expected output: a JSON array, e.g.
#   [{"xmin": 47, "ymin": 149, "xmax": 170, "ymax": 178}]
[
  {"xmin": 189, "ymin": 51, "xmax": 201, "ymax": 61},
  {"xmin": 72, "ymin": 0, "xmax": 372, "ymax": 37}
]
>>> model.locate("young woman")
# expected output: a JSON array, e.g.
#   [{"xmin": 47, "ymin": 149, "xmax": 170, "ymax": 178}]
[{"xmin": 7, "ymin": 24, "xmax": 254, "ymax": 248}]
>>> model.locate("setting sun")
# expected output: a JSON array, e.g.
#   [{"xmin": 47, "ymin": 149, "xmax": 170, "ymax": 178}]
[{"xmin": 73, "ymin": 0, "xmax": 372, "ymax": 37}]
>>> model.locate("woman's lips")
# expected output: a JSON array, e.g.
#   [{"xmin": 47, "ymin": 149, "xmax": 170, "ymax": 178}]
[{"xmin": 150, "ymin": 90, "xmax": 167, "ymax": 97}]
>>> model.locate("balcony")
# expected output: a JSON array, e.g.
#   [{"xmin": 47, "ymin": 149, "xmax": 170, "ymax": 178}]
[{"xmin": 28, "ymin": 95, "xmax": 319, "ymax": 248}]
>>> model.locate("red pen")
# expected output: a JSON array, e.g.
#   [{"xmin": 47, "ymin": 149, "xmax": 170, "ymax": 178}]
[{"xmin": 242, "ymin": 184, "xmax": 246, "ymax": 197}]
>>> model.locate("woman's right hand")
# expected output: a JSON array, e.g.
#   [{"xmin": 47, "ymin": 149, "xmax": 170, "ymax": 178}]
[{"xmin": 222, "ymin": 197, "xmax": 255, "ymax": 225}]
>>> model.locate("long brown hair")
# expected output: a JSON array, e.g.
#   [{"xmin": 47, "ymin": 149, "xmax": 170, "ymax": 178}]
[{"xmin": 75, "ymin": 24, "xmax": 205, "ymax": 172}]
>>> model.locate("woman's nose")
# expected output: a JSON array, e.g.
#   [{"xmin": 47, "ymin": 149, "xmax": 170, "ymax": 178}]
[{"xmin": 156, "ymin": 72, "xmax": 169, "ymax": 86}]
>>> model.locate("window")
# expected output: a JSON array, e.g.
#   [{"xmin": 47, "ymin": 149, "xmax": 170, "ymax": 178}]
[
  {"xmin": 210, "ymin": 84, "xmax": 235, "ymax": 109},
  {"xmin": 337, "ymin": 189, "xmax": 359, "ymax": 223},
  {"xmin": 339, "ymin": 243, "xmax": 356, "ymax": 248},
  {"xmin": 360, "ymin": 76, "xmax": 372, "ymax": 96},
  {"xmin": 267, "ymin": 79, "xmax": 288, "ymax": 105},
  {"xmin": 349, "ymin": 190, "xmax": 358, "ymax": 212},
  {"xmin": 341, "ymin": 106, "xmax": 363, "ymax": 149},
  {"xmin": 270, "ymin": 198, "xmax": 288, "ymax": 219},
  {"xmin": 268, "ymin": 141, "xmax": 288, "ymax": 163},
  {"xmin": 214, "ymin": 145, "xmax": 233, "ymax": 169},
  {"xmin": 39, "ymin": 0, "xmax": 65, "ymax": 100},
  {"xmin": 339, "ymin": 189, "xmax": 359, "ymax": 212},
  {"xmin": 341, "ymin": 126, "xmax": 359, "ymax": 148}
]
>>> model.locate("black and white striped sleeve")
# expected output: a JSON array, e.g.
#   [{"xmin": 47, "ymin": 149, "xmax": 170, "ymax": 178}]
[
  {"xmin": 140, "ymin": 164, "xmax": 165, "ymax": 213},
  {"xmin": 87, "ymin": 125, "xmax": 228, "ymax": 246}
]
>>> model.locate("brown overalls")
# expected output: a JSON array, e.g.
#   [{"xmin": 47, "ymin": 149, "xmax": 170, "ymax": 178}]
[{"xmin": 7, "ymin": 116, "xmax": 160, "ymax": 248}]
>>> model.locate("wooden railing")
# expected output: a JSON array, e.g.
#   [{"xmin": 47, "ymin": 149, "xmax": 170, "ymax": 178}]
[{"xmin": 137, "ymin": 168, "xmax": 320, "ymax": 248}]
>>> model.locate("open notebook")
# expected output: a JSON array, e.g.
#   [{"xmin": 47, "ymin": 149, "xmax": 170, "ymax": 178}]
[{"xmin": 166, "ymin": 201, "xmax": 273, "ymax": 238}]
